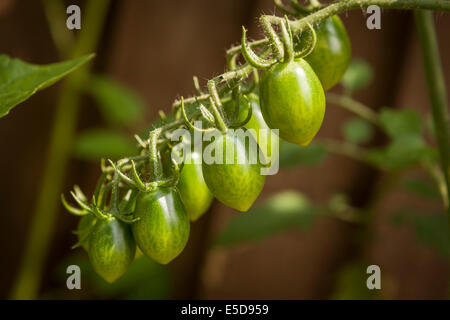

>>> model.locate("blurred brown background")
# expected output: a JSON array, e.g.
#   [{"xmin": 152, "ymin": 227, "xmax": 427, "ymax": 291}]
[{"xmin": 0, "ymin": 0, "xmax": 449, "ymax": 299}]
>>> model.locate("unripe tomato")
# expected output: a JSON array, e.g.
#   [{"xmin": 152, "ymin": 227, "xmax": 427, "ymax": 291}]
[
  {"xmin": 132, "ymin": 188, "xmax": 190, "ymax": 264},
  {"xmin": 77, "ymin": 214, "xmax": 96, "ymax": 252},
  {"xmin": 202, "ymin": 130, "xmax": 265, "ymax": 212},
  {"xmin": 302, "ymin": 16, "xmax": 351, "ymax": 91},
  {"xmin": 88, "ymin": 218, "xmax": 136, "ymax": 283},
  {"xmin": 224, "ymin": 95, "xmax": 280, "ymax": 161},
  {"xmin": 178, "ymin": 150, "xmax": 214, "ymax": 221},
  {"xmin": 260, "ymin": 58, "xmax": 325, "ymax": 146}
]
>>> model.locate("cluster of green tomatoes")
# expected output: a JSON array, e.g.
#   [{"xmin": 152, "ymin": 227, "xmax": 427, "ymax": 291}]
[{"xmin": 63, "ymin": 14, "xmax": 351, "ymax": 283}]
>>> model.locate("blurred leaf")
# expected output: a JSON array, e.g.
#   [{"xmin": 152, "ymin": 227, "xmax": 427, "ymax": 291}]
[
  {"xmin": 86, "ymin": 75, "xmax": 144, "ymax": 127},
  {"xmin": 342, "ymin": 118, "xmax": 374, "ymax": 144},
  {"xmin": 279, "ymin": 142, "xmax": 327, "ymax": 168},
  {"xmin": 368, "ymin": 108, "xmax": 435, "ymax": 170},
  {"xmin": 366, "ymin": 135, "xmax": 436, "ymax": 170},
  {"xmin": 213, "ymin": 191, "xmax": 317, "ymax": 247},
  {"xmin": 0, "ymin": 54, "xmax": 93, "ymax": 118},
  {"xmin": 402, "ymin": 177, "xmax": 441, "ymax": 200},
  {"xmin": 54, "ymin": 254, "xmax": 171, "ymax": 299},
  {"xmin": 329, "ymin": 259, "xmax": 380, "ymax": 300},
  {"xmin": 379, "ymin": 108, "xmax": 422, "ymax": 138},
  {"xmin": 392, "ymin": 209, "xmax": 450, "ymax": 257},
  {"xmin": 74, "ymin": 128, "xmax": 136, "ymax": 161},
  {"xmin": 340, "ymin": 59, "xmax": 373, "ymax": 95}
]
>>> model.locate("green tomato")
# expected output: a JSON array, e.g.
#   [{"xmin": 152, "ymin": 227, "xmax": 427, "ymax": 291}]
[
  {"xmin": 178, "ymin": 150, "xmax": 214, "ymax": 221},
  {"xmin": 77, "ymin": 214, "xmax": 96, "ymax": 252},
  {"xmin": 88, "ymin": 218, "xmax": 136, "ymax": 283},
  {"xmin": 224, "ymin": 95, "xmax": 280, "ymax": 161},
  {"xmin": 202, "ymin": 130, "xmax": 266, "ymax": 212},
  {"xmin": 260, "ymin": 58, "xmax": 325, "ymax": 146},
  {"xmin": 132, "ymin": 188, "xmax": 190, "ymax": 264},
  {"xmin": 303, "ymin": 16, "xmax": 351, "ymax": 91}
]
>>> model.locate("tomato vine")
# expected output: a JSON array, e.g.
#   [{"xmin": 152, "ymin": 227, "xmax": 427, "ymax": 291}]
[{"xmin": 52, "ymin": 0, "xmax": 449, "ymax": 283}]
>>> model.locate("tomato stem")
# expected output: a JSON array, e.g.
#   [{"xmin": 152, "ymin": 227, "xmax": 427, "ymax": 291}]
[
  {"xmin": 415, "ymin": 10, "xmax": 450, "ymax": 218},
  {"xmin": 148, "ymin": 128, "xmax": 164, "ymax": 181},
  {"xmin": 207, "ymin": 81, "xmax": 229, "ymax": 133},
  {"xmin": 326, "ymin": 93, "xmax": 379, "ymax": 125},
  {"xmin": 260, "ymin": 15, "xmax": 285, "ymax": 62},
  {"xmin": 280, "ymin": 16, "xmax": 294, "ymax": 62},
  {"xmin": 293, "ymin": 23, "xmax": 317, "ymax": 60}
]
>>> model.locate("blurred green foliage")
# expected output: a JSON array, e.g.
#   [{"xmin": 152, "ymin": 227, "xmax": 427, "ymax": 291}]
[
  {"xmin": 366, "ymin": 135, "xmax": 436, "ymax": 170},
  {"xmin": 279, "ymin": 142, "xmax": 327, "ymax": 168},
  {"xmin": 379, "ymin": 108, "xmax": 423, "ymax": 139},
  {"xmin": 74, "ymin": 128, "xmax": 136, "ymax": 161},
  {"xmin": 402, "ymin": 177, "xmax": 441, "ymax": 200},
  {"xmin": 213, "ymin": 191, "xmax": 317, "ymax": 247},
  {"xmin": 73, "ymin": 75, "xmax": 145, "ymax": 161},
  {"xmin": 364, "ymin": 108, "xmax": 437, "ymax": 170},
  {"xmin": 342, "ymin": 118, "xmax": 374, "ymax": 144},
  {"xmin": 392, "ymin": 210, "xmax": 450, "ymax": 257},
  {"xmin": 340, "ymin": 59, "xmax": 374, "ymax": 96},
  {"xmin": 85, "ymin": 75, "xmax": 144, "ymax": 128}
]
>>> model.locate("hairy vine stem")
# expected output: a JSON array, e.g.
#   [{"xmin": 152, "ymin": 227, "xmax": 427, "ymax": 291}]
[
  {"xmin": 175, "ymin": 0, "xmax": 450, "ymax": 112},
  {"xmin": 227, "ymin": 0, "xmax": 450, "ymax": 55},
  {"xmin": 326, "ymin": 93, "xmax": 379, "ymax": 125}
]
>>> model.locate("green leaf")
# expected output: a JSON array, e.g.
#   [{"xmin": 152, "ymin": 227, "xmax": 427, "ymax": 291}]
[
  {"xmin": 379, "ymin": 108, "xmax": 423, "ymax": 138},
  {"xmin": 392, "ymin": 210, "xmax": 450, "ymax": 257},
  {"xmin": 402, "ymin": 177, "xmax": 441, "ymax": 200},
  {"xmin": 366, "ymin": 108, "xmax": 433, "ymax": 170},
  {"xmin": 340, "ymin": 59, "xmax": 374, "ymax": 95},
  {"xmin": 0, "ymin": 54, "xmax": 94, "ymax": 118},
  {"xmin": 279, "ymin": 142, "xmax": 327, "ymax": 168},
  {"xmin": 342, "ymin": 118, "xmax": 374, "ymax": 144},
  {"xmin": 85, "ymin": 75, "xmax": 144, "ymax": 127},
  {"xmin": 213, "ymin": 191, "xmax": 317, "ymax": 247},
  {"xmin": 73, "ymin": 128, "xmax": 136, "ymax": 161},
  {"xmin": 366, "ymin": 135, "xmax": 436, "ymax": 170}
]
